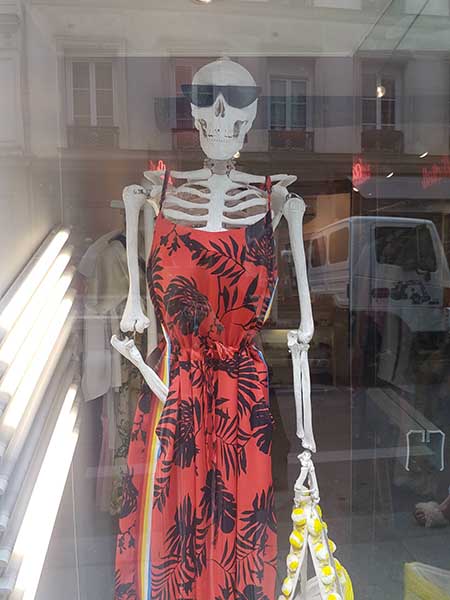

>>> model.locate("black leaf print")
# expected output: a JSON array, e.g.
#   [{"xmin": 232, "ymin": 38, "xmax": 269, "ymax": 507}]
[
  {"xmin": 220, "ymin": 539, "xmax": 237, "ymax": 572},
  {"xmin": 164, "ymin": 275, "xmax": 210, "ymax": 335},
  {"xmin": 114, "ymin": 570, "xmax": 137, "ymax": 600},
  {"xmin": 180, "ymin": 233, "xmax": 246, "ymax": 285},
  {"xmin": 147, "ymin": 245, "xmax": 165, "ymax": 323},
  {"xmin": 222, "ymin": 285, "xmax": 230, "ymax": 311},
  {"xmin": 152, "ymin": 495, "xmax": 198, "ymax": 600},
  {"xmin": 237, "ymin": 355, "xmax": 260, "ymax": 415},
  {"xmin": 249, "ymin": 403, "xmax": 274, "ymax": 455},
  {"xmin": 200, "ymin": 469, "xmax": 237, "ymax": 538},
  {"xmin": 117, "ymin": 524, "xmax": 135, "ymax": 554},
  {"xmin": 245, "ymin": 209, "xmax": 275, "ymax": 272},
  {"xmin": 215, "ymin": 399, "xmax": 238, "ymax": 479},
  {"xmin": 236, "ymin": 584, "xmax": 270, "ymax": 600},
  {"xmin": 153, "ymin": 465, "xmax": 172, "ymax": 512},
  {"xmin": 232, "ymin": 286, "xmax": 238, "ymax": 307},
  {"xmin": 131, "ymin": 411, "xmax": 147, "ymax": 445},
  {"xmin": 173, "ymin": 398, "xmax": 199, "ymax": 468},
  {"xmin": 119, "ymin": 466, "xmax": 138, "ymax": 519},
  {"xmin": 244, "ymin": 276, "xmax": 259, "ymax": 308},
  {"xmin": 215, "ymin": 584, "xmax": 234, "ymax": 600},
  {"xmin": 241, "ymin": 487, "xmax": 277, "ymax": 545},
  {"xmin": 156, "ymin": 402, "xmax": 177, "ymax": 457}
]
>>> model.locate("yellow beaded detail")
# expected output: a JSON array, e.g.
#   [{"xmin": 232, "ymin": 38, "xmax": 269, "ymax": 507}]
[
  {"xmin": 316, "ymin": 504, "xmax": 323, "ymax": 518},
  {"xmin": 289, "ymin": 529, "xmax": 304, "ymax": 550},
  {"xmin": 286, "ymin": 553, "xmax": 299, "ymax": 572},
  {"xmin": 328, "ymin": 539, "xmax": 337, "ymax": 553},
  {"xmin": 321, "ymin": 565, "xmax": 335, "ymax": 585},
  {"xmin": 307, "ymin": 518, "xmax": 323, "ymax": 536},
  {"xmin": 291, "ymin": 507, "xmax": 307, "ymax": 527},
  {"xmin": 314, "ymin": 542, "xmax": 329, "ymax": 562},
  {"xmin": 281, "ymin": 577, "xmax": 294, "ymax": 597}
]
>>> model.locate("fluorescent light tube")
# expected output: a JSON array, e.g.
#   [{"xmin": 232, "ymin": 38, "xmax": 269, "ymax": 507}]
[
  {"xmin": 0, "ymin": 316, "xmax": 75, "ymax": 497},
  {"xmin": 0, "ymin": 353, "xmax": 75, "ymax": 530},
  {"xmin": 0, "ymin": 258, "xmax": 74, "ymax": 374},
  {"xmin": 0, "ymin": 276, "xmax": 75, "ymax": 407},
  {"xmin": 11, "ymin": 385, "xmax": 79, "ymax": 600},
  {"xmin": 0, "ymin": 229, "xmax": 69, "ymax": 339},
  {"xmin": 0, "ymin": 292, "xmax": 75, "ymax": 432}
]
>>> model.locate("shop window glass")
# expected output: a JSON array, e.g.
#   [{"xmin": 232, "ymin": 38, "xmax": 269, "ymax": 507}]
[
  {"xmin": 311, "ymin": 236, "xmax": 326, "ymax": 267},
  {"xmin": 329, "ymin": 227, "xmax": 349, "ymax": 263},
  {"xmin": 2, "ymin": 4, "xmax": 450, "ymax": 600},
  {"xmin": 175, "ymin": 65, "xmax": 193, "ymax": 130}
]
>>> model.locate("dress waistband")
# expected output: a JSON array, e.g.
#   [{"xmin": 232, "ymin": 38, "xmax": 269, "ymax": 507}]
[{"xmin": 177, "ymin": 338, "xmax": 253, "ymax": 360}]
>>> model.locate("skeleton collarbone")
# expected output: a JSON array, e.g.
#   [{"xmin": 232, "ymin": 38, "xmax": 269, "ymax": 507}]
[{"xmin": 162, "ymin": 170, "xmax": 271, "ymax": 232}]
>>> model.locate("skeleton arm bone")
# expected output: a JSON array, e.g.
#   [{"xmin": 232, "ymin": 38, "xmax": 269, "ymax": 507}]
[
  {"xmin": 271, "ymin": 177, "xmax": 297, "ymax": 230},
  {"xmin": 111, "ymin": 336, "xmax": 168, "ymax": 403},
  {"xmin": 114, "ymin": 172, "xmax": 167, "ymax": 398},
  {"xmin": 120, "ymin": 184, "xmax": 151, "ymax": 333},
  {"xmin": 284, "ymin": 193, "xmax": 316, "ymax": 452},
  {"xmin": 283, "ymin": 194, "xmax": 314, "ymax": 343}
]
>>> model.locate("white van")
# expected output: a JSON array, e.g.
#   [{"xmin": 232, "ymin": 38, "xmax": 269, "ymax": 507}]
[{"xmin": 304, "ymin": 216, "xmax": 450, "ymax": 334}]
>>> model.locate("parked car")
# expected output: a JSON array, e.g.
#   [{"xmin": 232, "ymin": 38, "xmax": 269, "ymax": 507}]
[{"xmin": 303, "ymin": 216, "xmax": 450, "ymax": 386}]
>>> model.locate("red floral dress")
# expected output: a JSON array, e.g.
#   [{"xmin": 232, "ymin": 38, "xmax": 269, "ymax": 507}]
[{"xmin": 115, "ymin": 172, "xmax": 278, "ymax": 600}]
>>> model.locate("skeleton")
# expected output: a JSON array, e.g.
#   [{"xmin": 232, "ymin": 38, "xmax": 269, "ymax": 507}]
[{"xmin": 111, "ymin": 58, "xmax": 344, "ymax": 598}]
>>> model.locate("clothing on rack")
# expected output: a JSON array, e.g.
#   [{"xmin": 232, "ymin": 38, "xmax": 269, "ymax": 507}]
[{"xmin": 79, "ymin": 231, "xmax": 146, "ymax": 515}]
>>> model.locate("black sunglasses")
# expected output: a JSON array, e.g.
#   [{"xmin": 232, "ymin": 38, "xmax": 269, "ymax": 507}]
[{"xmin": 181, "ymin": 84, "xmax": 261, "ymax": 109}]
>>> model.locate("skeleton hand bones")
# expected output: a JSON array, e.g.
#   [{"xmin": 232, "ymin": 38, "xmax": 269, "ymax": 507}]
[{"xmin": 111, "ymin": 334, "xmax": 168, "ymax": 403}]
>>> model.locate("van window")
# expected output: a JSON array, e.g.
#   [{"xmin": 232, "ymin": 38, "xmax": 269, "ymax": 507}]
[
  {"xmin": 311, "ymin": 236, "xmax": 326, "ymax": 267},
  {"xmin": 304, "ymin": 239, "xmax": 311, "ymax": 267},
  {"xmin": 375, "ymin": 225, "xmax": 437, "ymax": 272},
  {"xmin": 329, "ymin": 227, "xmax": 349, "ymax": 263}
]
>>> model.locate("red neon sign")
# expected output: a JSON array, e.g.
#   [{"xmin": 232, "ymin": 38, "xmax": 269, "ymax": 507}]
[
  {"xmin": 148, "ymin": 159, "xmax": 173, "ymax": 184},
  {"xmin": 422, "ymin": 156, "xmax": 450, "ymax": 190},
  {"xmin": 352, "ymin": 157, "xmax": 371, "ymax": 187}
]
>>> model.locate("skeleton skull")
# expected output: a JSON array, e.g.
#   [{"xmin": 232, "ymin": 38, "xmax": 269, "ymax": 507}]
[{"xmin": 190, "ymin": 58, "xmax": 258, "ymax": 161}]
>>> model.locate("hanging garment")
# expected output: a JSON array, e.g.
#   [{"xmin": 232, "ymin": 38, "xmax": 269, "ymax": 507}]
[
  {"xmin": 79, "ymin": 233, "xmax": 144, "ymax": 515},
  {"xmin": 115, "ymin": 172, "xmax": 279, "ymax": 600}
]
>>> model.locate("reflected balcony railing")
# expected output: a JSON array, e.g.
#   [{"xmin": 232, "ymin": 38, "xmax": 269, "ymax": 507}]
[
  {"xmin": 67, "ymin": 126, "xmax": 120, "ymax": 149},
  {"xmin": 361, "ymin": 127, "xmax": 404, "ymax": 153},
  {"xmin": 269, "ymin": 129, "xmax": 314, "ymax": 152}
]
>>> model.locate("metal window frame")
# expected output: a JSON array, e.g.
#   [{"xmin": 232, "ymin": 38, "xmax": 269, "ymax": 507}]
[
  {"xmin": 65, "ymin": 58, "xmax": 117, "ymax": 127},
  {"xmin": 269, "ymin": 77, "xmax": 309, "ymax": 131}
]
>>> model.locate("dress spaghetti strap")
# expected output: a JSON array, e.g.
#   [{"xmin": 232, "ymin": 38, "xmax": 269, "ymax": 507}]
[
  {"xmin": 160, "ymin": 169, "xmax": 170, "ymax": 209},
  {"xmin": 265, "ymin": 175, "xmax": 272, "ymax": 214}
]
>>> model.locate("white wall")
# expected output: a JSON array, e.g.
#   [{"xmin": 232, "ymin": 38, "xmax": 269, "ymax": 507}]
[
  {"xmin": 0, "ymin": 3, "xmax": 62, "ymax": 297},
  {"xmin": 314, "ymin": 57, "xmax": 355, "ymax": 154},
  {"xmin": 403, "ymin": 55, "xmax": 450, "ymax": 155}
]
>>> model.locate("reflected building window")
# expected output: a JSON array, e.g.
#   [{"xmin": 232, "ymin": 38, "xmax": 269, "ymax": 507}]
[
  {"xmin": 362, "ymin": 73, "xmax": 397, "ymax": 130},
  {"xmin": 175, "ymin": 65, "xmax": 194, "ymax": 130},
  {"xmin": 361, "ymin": 69, "xmax": 404, "ymax": 152},
  {"xmin": 65, "ymin": 59, "xmax": 119, "ymax": 148},
  {"xmin": 173, "ymin": 63, "xmax": 197, "ymax": 150},
  {"xmin": 269, "ymin": 77, "xmax": 313, "ymax": 151}
]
